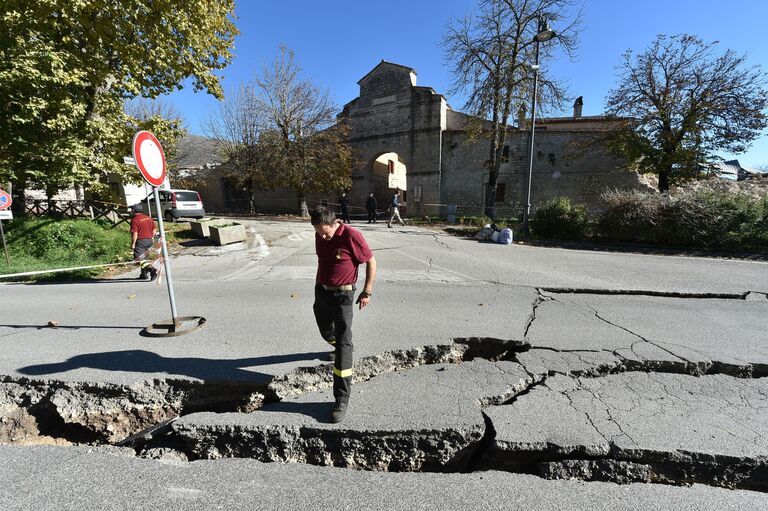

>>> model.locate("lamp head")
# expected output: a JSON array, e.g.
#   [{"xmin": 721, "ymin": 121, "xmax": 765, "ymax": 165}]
[{"xmin": 534, "ymin": 18, "xmax": 556, "ymax": 42}]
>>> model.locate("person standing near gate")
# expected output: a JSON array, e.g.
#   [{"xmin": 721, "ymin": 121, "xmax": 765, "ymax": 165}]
[
  {"xmin": 311, "ymin": 206, "xmax": 376, "ymax": 423},
  {"xmin": 366, "ymin": 192, "xmax": 377, "ymax": 223},
  {"xmin": 129, "ymin": 203, "xmax": 158, "ymax": 281},
  {"xmin": 339, "ymin": 192, "xmax": 351, "ymax": 224},
  {"xmin": 387, "ymin": 190, "xmax": 405, "ymax": 228}
]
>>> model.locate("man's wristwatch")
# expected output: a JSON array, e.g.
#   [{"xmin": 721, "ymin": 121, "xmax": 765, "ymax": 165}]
[{"xmin": 361, "ymin": 289, "xmax": 373, "ymax": 298}]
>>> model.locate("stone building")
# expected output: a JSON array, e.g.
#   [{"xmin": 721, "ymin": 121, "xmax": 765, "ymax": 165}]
[
  {"xmin": 192, "ymin": 61, "xmax": 650, "ymax": 217},
  {"xmin": 340, "ymin": 60, "xmax": 648, "ymax": 218}
]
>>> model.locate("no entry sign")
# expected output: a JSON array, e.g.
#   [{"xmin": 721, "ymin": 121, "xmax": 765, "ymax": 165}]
[
  {"xmin": 131, "ymin": 131, "xmax": 166, "ymax": 187},
  {"xmin": 0, "ymin": 189, "xmax": 11, "ymax": 211}
]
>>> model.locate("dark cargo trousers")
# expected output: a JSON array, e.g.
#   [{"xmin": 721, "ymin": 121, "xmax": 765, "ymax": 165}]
[
  {"xmin": 313, "ymin": 284, "xmax": 354, "ymax": 403},
  {"xmin": 133, "ymin": 238, "xmax": 154, "ymax": 278}
]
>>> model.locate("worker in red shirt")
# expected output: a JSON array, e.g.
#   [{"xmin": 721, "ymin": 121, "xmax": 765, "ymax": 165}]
[
  {"xmin": 311, "ymin": 206, "xmax": 377, "ymax": 423},
  {"xmin": 129, "ymin": 203, "xmax": 158, "ymax": 281}
]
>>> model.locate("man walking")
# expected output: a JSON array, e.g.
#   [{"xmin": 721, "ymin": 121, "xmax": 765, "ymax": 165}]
[
  {"xmin": 339, "ymin": 192, "xmax": 351, "ymax": 224},
  {"xmin": 129, "ymin": 203, "xmax": 158, "ymax": 281},
  {"xmin": 365, "ymin": 192, "xmax": 377, "ymax": 223},
  {"xmin": 311, "ymin": 206, "xmax": 377, "ymax": 423},
  {"xmin": 387, "ymin": 190, "xmax": 405, "ymax": 228}
]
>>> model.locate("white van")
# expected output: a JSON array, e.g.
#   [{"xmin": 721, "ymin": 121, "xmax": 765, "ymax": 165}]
[{"xmin": 146, "ymin": 189, "xmax": 206, "ymax": 222}]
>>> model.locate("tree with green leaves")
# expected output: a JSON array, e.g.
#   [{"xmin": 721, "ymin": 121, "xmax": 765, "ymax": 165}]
[
  {"xmin": 0, "ymin": 0, "xmax": 237, "ymax": 214},
  {"xmin": 443, "ymin": 0, "xmax": 580, "ymax": 218},
  {"xmin": 252, "ymin": 46, "xmax": 352, "ymax": 217},
  {"xmin": 606, "ymin": 34, "xmax": 768, "ymax": 192}
]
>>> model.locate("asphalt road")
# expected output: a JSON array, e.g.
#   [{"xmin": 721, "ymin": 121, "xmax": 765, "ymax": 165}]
[{"xmin": 2, "ymin": 220, "xmax": 767, "ymax": 509}]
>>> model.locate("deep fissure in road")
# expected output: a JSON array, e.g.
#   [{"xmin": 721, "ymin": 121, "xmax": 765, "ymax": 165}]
[{"xmin": 1, "ymin": 338, "xmax": 766, "ymax": 492}]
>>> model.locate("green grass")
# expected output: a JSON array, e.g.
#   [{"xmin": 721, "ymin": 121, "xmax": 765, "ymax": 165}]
[
  {"xmin": 162, "ymin": 224, "xmax": 196, "ymax": 245},
  {"xmin": 0, "ymin": 216, "xmax": 199, "ymax": 281},
  {"xmin": 0, "ymin": 216, "xmax": 135, "ymax": 280}
]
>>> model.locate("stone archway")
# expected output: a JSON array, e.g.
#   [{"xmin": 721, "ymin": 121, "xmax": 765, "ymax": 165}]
[{"xmin": 369, "ymin": 152, "xmax": 407, "ymax": 212}]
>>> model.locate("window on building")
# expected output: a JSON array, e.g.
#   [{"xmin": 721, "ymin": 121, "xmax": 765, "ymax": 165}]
[
  {"xmin": 388, "ymin": 160, "xmax": 395, "ymax": 174},
  {"xmin": 501, "ymin": 145, "xmax": 510, "ymax": 163},
  {"xmin": 495, "ymin": 183, "xmax": 506, "ymax": 202}
]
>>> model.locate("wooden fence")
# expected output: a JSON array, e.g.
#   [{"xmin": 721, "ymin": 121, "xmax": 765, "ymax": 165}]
[{"xmin": 24, "ymin": 199, "xmax": 131, "ymax": 227}]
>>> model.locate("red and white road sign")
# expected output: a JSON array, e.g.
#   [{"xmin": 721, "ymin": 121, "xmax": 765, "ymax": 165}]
[
  {"xmin": 131, "ymin": 131, "xmax": 166, "ymax": 187},
  {"xmin": 0, "ymin": 189, "xmax": 11, "ymax": 211}
]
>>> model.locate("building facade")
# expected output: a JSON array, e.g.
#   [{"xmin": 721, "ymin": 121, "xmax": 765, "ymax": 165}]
[
  {"xmin": 340, "ymin": 61, "xmax": 649, "ymax": 218},
  {"xmin": 191, "ymin": 61, "xmax": 651, "ymax": 217}
]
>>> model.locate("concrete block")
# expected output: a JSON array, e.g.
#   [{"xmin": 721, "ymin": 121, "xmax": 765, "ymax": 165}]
[
  {"xmin": 190, "ymin": 220, "xmax": 217, "ymax": 238},
  {"xmin": 210, "ymin": 223, "xmax": 246, "ymax": 246}
]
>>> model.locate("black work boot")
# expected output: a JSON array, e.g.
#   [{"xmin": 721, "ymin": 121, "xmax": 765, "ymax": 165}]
[{"xmin": 330, "ymin": 401, "xmax": 348, "ymax": 423}]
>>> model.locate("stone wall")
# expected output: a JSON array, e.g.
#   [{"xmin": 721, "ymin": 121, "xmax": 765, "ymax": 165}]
[{"xmin": 440, "ymin": 127, "xmax": 652, "ymax": 218}]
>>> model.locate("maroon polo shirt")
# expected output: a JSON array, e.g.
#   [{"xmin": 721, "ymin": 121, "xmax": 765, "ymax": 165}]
[
  {"xmin": 130, "ymin": 213, "xmax": 155, "ymax": 240},
  {"xmin": 315, "ymin": 223, "xmax": 373, "ymax": 286}
]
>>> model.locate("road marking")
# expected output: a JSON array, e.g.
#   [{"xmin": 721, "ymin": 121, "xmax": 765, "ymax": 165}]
[{"xmin": 254, "ymin": 234, "xmax": 270, "ymax": 259}]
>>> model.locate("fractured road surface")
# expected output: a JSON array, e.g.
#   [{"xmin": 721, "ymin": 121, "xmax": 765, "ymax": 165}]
[{"xmin": 2, "ymin": 221, "xmax": 768, "ymax": 509}]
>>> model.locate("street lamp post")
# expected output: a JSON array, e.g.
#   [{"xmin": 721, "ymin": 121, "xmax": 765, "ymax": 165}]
[{"xmin": 522, "ymin": 18, "xmax": 556, "ymax": 235}]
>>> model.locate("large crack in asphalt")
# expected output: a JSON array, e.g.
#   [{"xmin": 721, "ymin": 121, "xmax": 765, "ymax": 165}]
[
  {"xmin": 541, "ymin": 291, "xmax": 768, "ymax": 379},
  {"xmin": 539, "ymin": 288, "xmax": 768, "ymax": 300},
  {"xmin": 2, "ymin": 306, "xmax": 767, "ymax": 491},
  {"xmin": 0, "ymin": 344, "xmax": 468, "ymax": 448}
]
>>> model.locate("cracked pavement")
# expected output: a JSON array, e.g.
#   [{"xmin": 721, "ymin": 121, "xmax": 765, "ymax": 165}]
[{"xmin": 2, "ymin": 220, "xmax": 768, "ymax": 509}]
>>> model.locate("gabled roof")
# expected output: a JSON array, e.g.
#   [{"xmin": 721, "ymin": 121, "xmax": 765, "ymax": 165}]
[
  {"xmin": 357, "ymin": 60, "xmax": 417, "ymax": 85},
  {"xmin": 715, "ymin": 159, "xmax": 767, "ymax": 180}
]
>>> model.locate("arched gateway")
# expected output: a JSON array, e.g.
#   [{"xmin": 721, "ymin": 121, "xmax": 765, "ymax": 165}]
[{"xmin": 369, "ymin": 152, "xmax": 407, "ymax": 214}]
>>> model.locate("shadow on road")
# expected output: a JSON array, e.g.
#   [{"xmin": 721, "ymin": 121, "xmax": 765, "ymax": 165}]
[
  {"xmin": 6, "ymin": 278, "xmax": 145, "ymax": 285},
  {"xmin": 17, "ymin": 349, "xmax": 328, "ymax": 383},
  {"xmin": 1, "ymin": 323, "xmax": 143, "ymax": 331}
]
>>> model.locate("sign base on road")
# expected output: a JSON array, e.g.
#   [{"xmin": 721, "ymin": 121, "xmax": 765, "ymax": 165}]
[{"xmin": 143, "ymin": 315, "xmax": 207, "ymax": 337}]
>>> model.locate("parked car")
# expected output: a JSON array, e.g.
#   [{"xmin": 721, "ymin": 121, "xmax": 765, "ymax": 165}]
[{"xmin": 146, "ymin": 189, "xmax": 206, "ymax": 222}]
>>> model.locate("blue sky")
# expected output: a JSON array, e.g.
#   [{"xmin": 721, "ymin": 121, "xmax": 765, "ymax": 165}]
[{"xmin": 167, "ymin": 0, "xmax": 768, "ymax": 167}]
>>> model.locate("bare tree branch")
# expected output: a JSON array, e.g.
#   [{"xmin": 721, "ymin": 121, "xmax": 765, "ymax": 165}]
[{"xmin": 443, "ymin": 0, "xmax": 581, "ymax": 218}]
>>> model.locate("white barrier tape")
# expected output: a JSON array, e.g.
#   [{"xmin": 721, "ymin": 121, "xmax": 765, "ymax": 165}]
[{"xmin": 0, "ymin": 260, "xmax": 141, "ymax": 280}]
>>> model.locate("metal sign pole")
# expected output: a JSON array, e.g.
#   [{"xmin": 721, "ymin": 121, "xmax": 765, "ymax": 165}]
[
  {"xmin": 0, "ymin": 220, "xmax": 9, "ymax": 265},
  {"xmin": 153, "ymin": 187, "xmax": 178, "ymax": 328},
  {"xmin": 145, "ymin": 183, "xmax": 152, "ymax": 217},
  {"xmin": 131, "ymin": 131, "xmax": 204, "ymax": 337}
]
